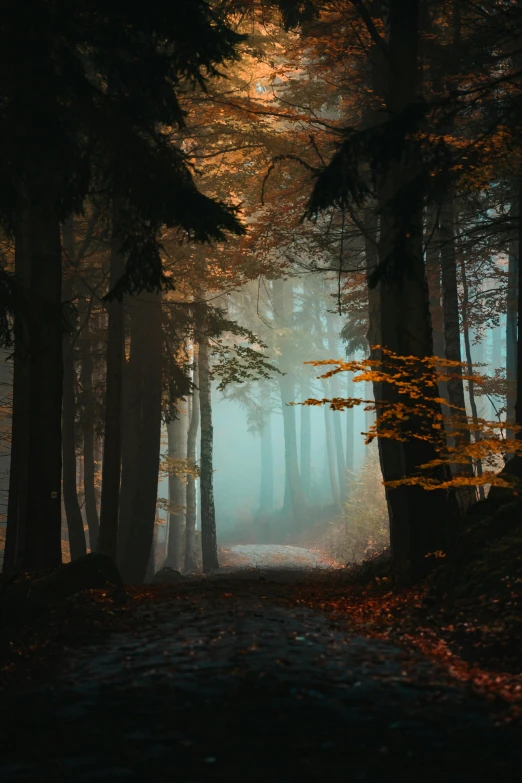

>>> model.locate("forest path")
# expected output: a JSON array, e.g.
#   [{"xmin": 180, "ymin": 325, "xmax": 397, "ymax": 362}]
[
  {"xmin": 219, "ymin": 543, "xmax": 334, "ymax": 570},
  {"xmin": 1, "ymin": 570, "xmax": 521, "ymax": 782}
]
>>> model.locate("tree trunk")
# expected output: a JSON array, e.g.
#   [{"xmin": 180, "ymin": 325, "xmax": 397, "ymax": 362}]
[
  {"xmin": 327, "ymin": 314, "xmax": 347, "ymax": 501},
  {"xmin": 489, "ymin": 322, "xmax": 502, "ymax": 421},
  {"xmin": 4, "ymin": 204, "xmax": 32, "ymax": 573},
  {"xmin": 272, "ymin": 278, "xmax": 306, "ymax": 527},
  {"xmin": 258, "ymin": 412, "xmax": 274, "ymax": 544},
  {"xmin": 164, "ymin": 413, "xmax": 188, "ymax": 571},
  {"xmin": 300, "ymin": 374, "xmax": 312, "ymax": 494},
  {"xmin": 513, "ymin": 182, "xmax": 522, "ymax": 436},
  {"xmin": 507, "ymin": 197, "xmax": 518, "ymax": 437},
  {"xmin": 426, "ymin": 207, "xmax": 445, "ymax": 360},
  {"xmin": 279, "ymin": 370, "xmax": 306, "ymax": 526},
  {"xmin": 439, "ymin": 198, "xmax": 471, "ymax": 444},
  {"xmin": 20, "ymin": 204, "xmax": 64, "ymax": 571},
  {"xmin": 62, "ymin": 330, "xmax": 87, "ymax": 560},
  {"xmin": 117, "ymin": 300, "xmax": 140, "ymax": 566},
  {"xmin": 80, "ymin": 328, "xmax": 99, "ymax": 550},
  {"xmin": 184, "ymin": 361, "xmax": 200, "ymax": 573},
  {"xmin": 61, "ymin": 224, "xmax": 87, "ymax": 561},
  {"xmin": 460, "ymin": 256, "xmax": 485, "ymax": 500},
  {"xmin": 260, "ymin": 413, "xmax": 274, "ymax": 515},
  {"xmin": 121, "ymin": 293, "xmax": 163, "ymax": 583},
  {"xmin": 345, "ymin": 369, "xmax": 355, "ymax": 477},
  {"xmin": 364, "ymin": 205, "xmax": 383, "ymax": 461},
  {"xmin": 97, "ymin": 209, "xmax": 125, "ymax": 560},
  {"xmin": 323, "ymin": 382, "xmax": 341, "ymax": 510},
  {"xmin": 375, "ymin": 0, "xmax": 451, "ymax": 578},
  {"xmin": 198, "ymin": 316, "xmax": 219, "ymax": 573}
]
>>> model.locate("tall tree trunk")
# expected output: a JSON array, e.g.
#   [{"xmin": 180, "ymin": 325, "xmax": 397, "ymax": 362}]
[
  {"xmin": 439, "ymin": 198, "xmax": 471, "ymax": 447},
  {"xmin": 198, "ymin": 314, "xmax": 219, "ymax": 573},
  {"xmin": 184, "ymin": 361, "xmax": 200, "ymax": 573},
  {"xmin": 375, "ymin": 0, "xmax": 451, "ymax": 578},
  {"xmin": 272, "ymin": 278, "xmax": 306, "ymax": 527},
  {"xmin": 260, "ymin": 413, "xmax": 274, "ymax": 515},
  {"xmin": 117, "ymin": 300, "xmax": 140, "ymax": 566},
  {"xmin": 279, "ymin": 370, "xmax": 306, "ymax": 525},
  {"xmin": 300, "ymin": 373, "xmax": 312, "ymax": 494},
  {"xmin": 426, "ymin": 207, "xmax": 445, "ymax": 360},
  {"xmin": 507, "ymin": 196, "xmax": 518, "ymax": 437},
  {"xmin": 4, "ymin": 204, "xmax": 32, "ymax": 573},
  {"xmin": 21, "ymin": 203, "xmax": 64, "ymax": 571},
  {"xmin": 62, "ymin": 330, "xmax": 87, "ymax": 560},
  {"xmin": 460, "ymin": 255, "xmax": 485, "ymax": 500},
  {"xmin": 97, "ymin": 209, "xmax": 125, "ymax": 560},
  {"xmin": 345, "ymin": 368, "xmax": 355, "ymax": 477},
  {"xmin": 513, "ymin": 182, "xmax": 522, "ymax": 439},
  {"xmin": 327, "ymin": 314, "xmax": 347, "ymax": 501},
  {"xmin": 490, "ymin": 322, "xmax": 502, "ymax": 421},
  {"xmin": 121, "ymin": 293, "xmax": 163, "ymax": 583},
  {"xmin": 164, "ymin": 412, "xmax": 188, "ymax": 571},
  {"xmin": 80, "ymin": 324, "xmax": 99, "ymax": 550},
  {"xmin": 61, "ymin": 224, "xmax": 87, "ymax": 561},
  {"xmin": 258, "ymin": 408, "xmax": 274, "ymax": 545},
  {"xmin": 323, "ymin": 382, "xmax": 341, "ymax": 510}
]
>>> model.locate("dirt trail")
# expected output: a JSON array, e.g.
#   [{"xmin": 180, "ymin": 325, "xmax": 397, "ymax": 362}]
[
  {"xmin": 219, "ymin": 543, "xmax": 335, "ymax": 570},
  {"xmin": 0, "ymin": 569, "xmax": 521, "ymax": 782}
]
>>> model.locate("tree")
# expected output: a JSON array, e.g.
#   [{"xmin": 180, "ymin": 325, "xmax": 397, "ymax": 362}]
[
  {"xmin": 164, "ymin": 410, "xmax": 189, "ymax": 572},
  {"xmin": 306, "ymin": 0, "xmax": 455, "ymax": 577},
  {"xmin": 1, "ymin": 1, "xmax": 245, "ymax": 571},
  {"xmin": 197, "ymin": 299, "xmax": 220, "ymax": 573}
]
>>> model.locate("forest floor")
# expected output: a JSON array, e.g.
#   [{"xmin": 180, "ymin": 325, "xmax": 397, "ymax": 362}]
[{"xmin": 1, "ymin": 547, "xmax": 522, "ymax": 782}]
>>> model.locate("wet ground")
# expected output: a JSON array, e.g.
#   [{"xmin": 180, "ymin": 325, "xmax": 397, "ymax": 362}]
[{"xmin": 1, "ymin": 551, "xmax": 521, "ymax": 782}]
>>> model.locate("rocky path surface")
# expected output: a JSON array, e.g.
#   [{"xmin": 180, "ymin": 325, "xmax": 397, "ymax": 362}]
[{"xmin": 1, "ymin": 568, "xmax": 521, "ymax": 782}]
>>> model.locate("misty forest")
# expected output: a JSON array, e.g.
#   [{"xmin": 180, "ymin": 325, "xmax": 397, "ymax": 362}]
[{"xmin": 1, "ymin": 1, "xmax": 522, "ymax": 780}]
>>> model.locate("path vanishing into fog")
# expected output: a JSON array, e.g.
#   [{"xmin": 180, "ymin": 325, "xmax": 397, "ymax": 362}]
[
  {"xmin": 1, "ymin": 565, "xmax": 521, "ymax": 782},
  {"xmin": 219, "ymin": 544, "xmax": 334, "ymax": 570}
]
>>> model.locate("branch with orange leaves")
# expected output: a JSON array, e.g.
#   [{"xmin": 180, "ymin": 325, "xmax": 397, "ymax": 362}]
[{"xmin": 298, "ymin": 348, "xmax": 519, "ymax": 493}]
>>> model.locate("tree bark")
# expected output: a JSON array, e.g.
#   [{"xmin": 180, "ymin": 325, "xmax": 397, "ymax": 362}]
[
  {"xmin": 198, "ymin": 314, "xmax": 219, "ymax": 573},
  {"xmin": 62, "ymin": 224, "xmax": 87, "ymax": 561},
  {"xmin": 260, "ymin": 413, "xmax": 274, "ymax": 515},
  {"xmin": 507, "ymin": 196, "xmax": 518, "ymax": 436},
  {"xmin": 300, "ymin": 374, "xmax": 312, "ymax": 495},
  {"xmin": 23, "ymin": 203, "xmax": 64, "ymax": 571},
  {"xmin": 272, "ymin": 278, "xmax": 306, "ymax": 527},
  {"xmin": 460, "ymin": 255, "xmax": 485, "ymax": 500},
  {"xmin": 258, "ymin": 402, "xmax": 274, "ymax": 544},
  {"xmin": 345, "ymin": 369, "xmax": 355, "ymax": 477},
  {"xmin": 426, "ymin": 207, "xmax": 445, "ymax": 360},
  {"xmin": 80, "ymin": 326, "xmax": 99, "ymax": 550},
  {"xmin": 184, "ymin": 361, "xmax": 200, "ymax": 573},
  {"xmin": 323, "ymin": 381, "xmax": 341, "ymax": 510},
  {"xmin": 117, "ymin": 300, "xmax": 140, "ymax": 566},
  {"xmin": 439, "ymin": 198, "xmax": 471, "ymax": 441},
  {"xmin": 374, "ymin": 0, "xmax": 451, "ymax": 578},
  {"xmin": 97, "ymin": 208, "xmax": 125, "ymax": 560},
  {"xmin": 120, "ymin": 293, "xmax": 163, "ymax": 583},
  {"xmin": 327, "ymin": 314, "xmax": 347, "ymax": 501},
  {"xmin": 514, "ymin": 182, "xmax": 522, "ymax": 435},
  {"xmin": 62, "ymin": 330, "xmax": 87, "ymax": 560},
  {"xmin": 3, "ymin": 204, "xmax": 32, "ymax": 573},
  {"xmin": 164, "ymin": 412, "xmax": 188, "ymax": 571}
]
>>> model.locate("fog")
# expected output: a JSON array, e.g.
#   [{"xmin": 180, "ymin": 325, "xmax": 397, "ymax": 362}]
[{"xmin": 212, "ymin": 381, "xmax": 368, "ymax": 543}]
